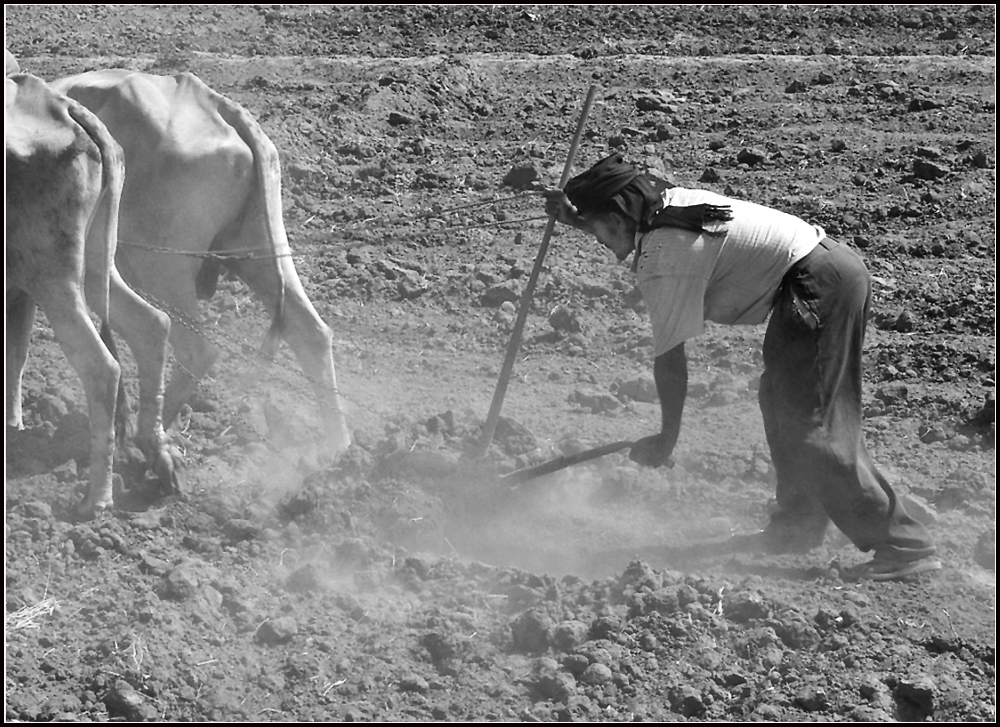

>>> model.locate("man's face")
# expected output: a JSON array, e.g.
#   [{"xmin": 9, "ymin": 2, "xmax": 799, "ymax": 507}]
[{"xmin": 584, "ymin": 210, "xmax": 637, "ymax": 261}]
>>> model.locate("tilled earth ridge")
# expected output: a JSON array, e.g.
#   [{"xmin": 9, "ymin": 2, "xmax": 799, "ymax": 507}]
[{"xmin": 4, "ymin": 4, "xmax": 996, "ymax": 723}]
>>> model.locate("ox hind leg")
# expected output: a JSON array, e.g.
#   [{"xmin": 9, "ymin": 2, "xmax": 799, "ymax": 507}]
[
  {"xmin": 104, "ymin": 269, "xmax": 185, "ymax": 496},
  {"xmin": 6, "ymin": 289, "xmax": 37, "ymax": 429},
  {"xmin": 117, "ymin": 250, "xmax": 222, "ymax": 433},
  {"xmin": 158, "ymin": 290, "xmax": 222, "ymax": 432},
  {"xmin": 35, "ymin": 282, "xmax": 122, "ymax": 519},
  {"xmin": 233, "ymin": 257, "xmax": 351, "ymax": 456}
]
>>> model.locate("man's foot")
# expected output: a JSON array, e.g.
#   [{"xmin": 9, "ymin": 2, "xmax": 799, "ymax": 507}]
[{"xmin": 845, "ymin": 555, "xmax": 942, "ymax": 582}]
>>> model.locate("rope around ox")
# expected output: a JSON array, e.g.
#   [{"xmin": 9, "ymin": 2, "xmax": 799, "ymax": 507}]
[
  {"xmin": 133, "ymin": 286, "xmax": 337, "ymax": 403},
  {"xmin": 115, "ymin": 188, "xmax": 549, "ymax": 412},
  {"xmin": 115, "ymin": 190, "xmax": 548, "ymax": 262}
]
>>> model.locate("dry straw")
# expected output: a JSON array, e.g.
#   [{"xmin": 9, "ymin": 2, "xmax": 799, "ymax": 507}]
[{"xmin": 5, "ymin": 597, "xmax": 57, "ymax": 631}]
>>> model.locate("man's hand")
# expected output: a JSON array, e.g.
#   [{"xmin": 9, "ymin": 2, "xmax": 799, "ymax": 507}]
[
  {"xmin": 542, "ymin": 188, "xmax": 580, "ymax": 227},
  {"xmin": 629, "ymin": 433, "xmax": 675, "ymax": 468},
  {"xmin": 702, "ymin": 203, "xmax": 733, "ymax": 222}
]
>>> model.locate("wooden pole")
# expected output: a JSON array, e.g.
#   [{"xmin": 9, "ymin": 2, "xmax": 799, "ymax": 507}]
[
  {"xmin": 477, "ymin": 84, "xmax": 600, "ymax": 456},
  {"xmin": 499, "ymin": 440, "xmax": 635, "ymax": 485}
]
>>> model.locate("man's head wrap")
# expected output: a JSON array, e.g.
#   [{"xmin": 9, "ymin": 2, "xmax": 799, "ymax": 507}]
[
  {"xmin": 564, "ymin": 153, "xmax": 672, "ymax": 229},
  {"xmin": 564, "ymin": 153, "xmax": 642, "ymax": 213},
  {"xmin": 564, "ymin": 153, "xmax": 730, "ymax": 237}
]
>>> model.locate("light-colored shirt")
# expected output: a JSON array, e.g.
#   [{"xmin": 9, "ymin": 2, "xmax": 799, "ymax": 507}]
[{"xmin": 636, "ymin": 187, "xmax": 825, "ymax": 357}]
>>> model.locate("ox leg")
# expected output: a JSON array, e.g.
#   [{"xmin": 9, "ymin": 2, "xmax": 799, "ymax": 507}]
[
  {"xmin": 238, "ymin": 262, "xmax": 351, "ymax": 456},
  {"xmin": 37, "ymin": 284, "xmax": 121, "ymax": 519},
  {"xmin": 6, "ymin": 289, "xmax": 37, "ymax": 429},
  {"xmin": 161, "ymin": 309, "xmax": 221, "ymax": 431},
  {"xmin": 106, "ymin": 270, "xmax": 184, "ymax": 496},
  {"xmin": 125, "ymin": 260, "xmax": 221, "ymax": 432},
  {"xmin": 282, "ymin": 292, "xmax": 352, "ymax": 455}
]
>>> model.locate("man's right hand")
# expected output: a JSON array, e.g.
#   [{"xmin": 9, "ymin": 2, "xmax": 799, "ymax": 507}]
[
  {"xmin": 542, "ymin": 188, "xmax": 578, "ymax": 226},
  {"xmin": 629, "ymin": 433, "xmax": 675, "ymax": 469},
  {"xmin": 702, "ymin": 203, "xmax": 733, "ymax": 222}
]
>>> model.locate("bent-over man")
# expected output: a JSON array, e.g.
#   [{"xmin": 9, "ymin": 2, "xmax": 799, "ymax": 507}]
[{"xmin": 543, "ymin": 153, "xmax": 940, "ymax": 582}]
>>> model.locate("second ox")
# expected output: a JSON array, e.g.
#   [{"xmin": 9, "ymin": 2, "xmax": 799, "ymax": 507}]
[
  {"xmin": 51, "ymin": 70, "xmax": 352, "ymax": 455},
  {"xmin": 7, "ymin": 71, "xmax": 180, "ymax": 517}
]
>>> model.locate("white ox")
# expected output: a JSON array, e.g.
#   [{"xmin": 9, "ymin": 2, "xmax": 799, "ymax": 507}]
[
  {"xmin": 5, "ymin": 48, "xmax": 19, "ymax": 75},
  {"xmin": 51, "ymin": 70, "xmax": 351, "ymax": 455},
  {"xmin": 6, "ymin": 72, "xmax": 180, "ymax": 517}
]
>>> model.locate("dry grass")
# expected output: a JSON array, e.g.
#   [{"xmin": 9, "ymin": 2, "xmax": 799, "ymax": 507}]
[{"xmin": 5, "ymin": 597, "xmax": 57, "ymax": 631}]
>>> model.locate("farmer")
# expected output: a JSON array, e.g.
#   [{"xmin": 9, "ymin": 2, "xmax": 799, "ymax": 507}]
[{"xmin": 542, "ymin": 153, "xmax": 940, "ymax": 582}]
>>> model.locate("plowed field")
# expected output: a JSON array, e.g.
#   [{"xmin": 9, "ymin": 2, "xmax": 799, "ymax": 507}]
[{"xmin": 5, "ymin": 5, "xmax": 995, "ymax": 722}]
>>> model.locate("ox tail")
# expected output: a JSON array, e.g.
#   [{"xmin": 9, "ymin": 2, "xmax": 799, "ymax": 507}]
[
  {"xmin": 66, "ymin": 99, "xmax": 123, "ymax": 330},
  {"xmin": 194, "ymin": 257, "xmax": 221, "ymax": 300},
  {"xmin": 190, "ymin": 73, "xmax": 288, "ymax": 346},
  {"xmin": 261, "ymin": 315, "xmax": 284, "ymax": 359},
  {"xmin": 68, "ymin": 99, "xmax": 130, "ymax": 446},
  {"xmin": 99, "ymin": 320, "xmax": 130, "ymax": 447}
]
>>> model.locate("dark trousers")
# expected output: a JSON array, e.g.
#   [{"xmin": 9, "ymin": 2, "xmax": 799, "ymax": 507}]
[{"xmin": 759, "ymin": 238, "xmax": 937, "ymax": 561}]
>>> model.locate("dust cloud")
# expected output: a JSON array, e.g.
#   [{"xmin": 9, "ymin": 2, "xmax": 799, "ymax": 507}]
[
  {"xmin": 213, "ymin": 396, "xmax": 761, "ymax": 585},
  {"xmin": 439, "ymin": 461, "xmax": 738, "ymax": 580}
]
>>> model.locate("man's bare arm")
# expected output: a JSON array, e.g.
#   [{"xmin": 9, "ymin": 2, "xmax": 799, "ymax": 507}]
[{"xmin": 629, "ymin": 343, "xmax": 687, "ymax": 468}]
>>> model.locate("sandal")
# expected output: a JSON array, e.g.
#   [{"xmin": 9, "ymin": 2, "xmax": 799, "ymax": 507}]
[{"xmin": 846, "ymin": 556, "xmax": 942, "ymax": 582}]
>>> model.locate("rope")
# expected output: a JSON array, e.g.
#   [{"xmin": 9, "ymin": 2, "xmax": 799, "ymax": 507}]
[
  {"xmin": 118, "ymin": 241, "xmax": 304, "ymax": 260},
  {"xmin": 116, "ymin": 190, "xmax": 553, "ymax": 428},
  {"xmin": 415, "ymin": 191, "xmax": 537, "ymax": 218},
  {"xmin": 113, "ymin": 187, "xmax": 550, "ymax": 393},
  {"xmin": 420, "ymin": 214, "xmax": 550, "ymax": 236},
  {"xmin": 127, "ymin": 213, "xmax": 554, "ymax": 401},
  {"xmin": 117, "ymin": 214, "xmax": 552, "ymax": 260},
  {"xmin": 133, "ymin": 288, "xmax": 339, "ymax": 400}
]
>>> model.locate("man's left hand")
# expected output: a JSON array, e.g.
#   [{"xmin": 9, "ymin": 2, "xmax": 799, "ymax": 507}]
[{"xmin": 629, "ymin": 434, "xmax": 675, "ymax": 468}]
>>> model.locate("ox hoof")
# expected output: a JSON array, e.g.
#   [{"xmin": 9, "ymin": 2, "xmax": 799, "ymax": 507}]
[
  {"xmin": 326, "ymin": 429, "xmax": 352, "ymax": 457},
  {"xmin": 72, "ymin": 496, "xmax": 113, "ymax": 522},
  {"xmin": 72, "ymin": 473, "xmax": 121, "ymax": 520},
  {"xmin": 151, "ymin": 446, "xmax": 187, "ymax": 499}
]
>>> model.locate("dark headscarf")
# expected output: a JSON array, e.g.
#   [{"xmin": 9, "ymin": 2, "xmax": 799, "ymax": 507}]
[
  {"xmin": 564, "ymin": 153, "xmax": 730, "ymax": 235},
  {"xmin": 564, "ymin": 153, "xmax": 643, "ymax": 212}
]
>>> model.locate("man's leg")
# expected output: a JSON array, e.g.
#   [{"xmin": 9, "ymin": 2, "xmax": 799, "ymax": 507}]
[
  {"xmin": 769, "ymin": 241, "xmax": 937, "ymax": 565},
  {"xmin": 758, "ymin": 274, "xmax": 830, "ymax": 552}
]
